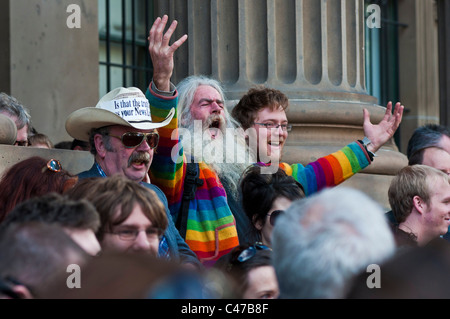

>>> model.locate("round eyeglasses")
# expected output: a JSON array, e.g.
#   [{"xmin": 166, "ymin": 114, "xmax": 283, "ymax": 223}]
[
  {"xmin": 107, "ymin": 227, "xmax": 164, "ymax": 241},
  {"xmin": 253, "ymin": 123, "xmax": 292, "ymax": 132}
]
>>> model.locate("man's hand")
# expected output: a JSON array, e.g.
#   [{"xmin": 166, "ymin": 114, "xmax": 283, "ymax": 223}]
[
  {"xmin": 363, "ymin": 101, "xmax": 404, "ymax": 153},
  {"xmin": 148, "ymin": 15, "xmax": 187, "ymax": 92}
]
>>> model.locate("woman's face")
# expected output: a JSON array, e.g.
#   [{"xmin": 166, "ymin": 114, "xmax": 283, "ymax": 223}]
[
  {"xmin": 242, "ymin": 265, "xmax": 279, "ymax": 299},
  {"xmin": 255, "ymin": 196, "xmax": 293, "ymax": 247}
]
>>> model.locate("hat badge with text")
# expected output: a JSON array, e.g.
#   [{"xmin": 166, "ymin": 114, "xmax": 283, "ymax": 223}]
[{"xmin": 65, "ymin": 87, "xmax": 175, "ymax": 142}]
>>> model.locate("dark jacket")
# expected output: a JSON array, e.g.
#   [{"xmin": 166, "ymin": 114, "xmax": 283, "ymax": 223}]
[{"xmin": 78, "ymin": 164, "xmax": 201, "ymax": 267}]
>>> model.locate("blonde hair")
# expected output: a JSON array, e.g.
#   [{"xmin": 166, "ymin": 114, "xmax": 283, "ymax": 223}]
[{"xmin": 388, "ymin": 165, "xmax": 450, "ymax": 223}]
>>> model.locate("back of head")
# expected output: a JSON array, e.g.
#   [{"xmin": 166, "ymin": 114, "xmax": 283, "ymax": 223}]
[
  {"xmin": 2, "ymin": 192, "xmax": 100, "ymax": 233},
  {"xmin": 388, "ymin": 164, "xmax": 449, "ymax": 224},
  {"xmin": 407, "ymin": 124, "xmax": 450, "ymax": 161},
  {"xmin": 272, "ymin": 187, "xmax": 395, "ymax": 299},
  {"xmin": 0, "ymin": 157, "xmax": 78, "ymax": 221},
  {"xmin": 347, "ymin": 238, "xmax": 450, "ymax": 298},
  {"xmin": 232, "ymin": 86, "xmax": 289, "ymax": 130},
  {"xmin": 28, "ymin": 133, "xmax": 54, "ymax": 149},
  {"xmin": 0, "ymin": 222, "xmax": 88, "ymax": 298}
]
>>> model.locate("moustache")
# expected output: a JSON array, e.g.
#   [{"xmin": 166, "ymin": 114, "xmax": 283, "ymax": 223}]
[
  {"xmin": 203, "ymin": 114, "xmax": 225, "ymax": 132},
  {"xmin": 128, "ymin": 151, "xmax": 151, "ymax": 167}
]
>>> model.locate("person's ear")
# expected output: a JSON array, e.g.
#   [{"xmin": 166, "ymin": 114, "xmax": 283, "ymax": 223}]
[
  {"xmin": 413, "ymin": 195, "xmax": 426, "ymax": 214},
  {"xmin": 94, "ymin": 134, "xmax": 108, "ymax": 158},
  {"xmin": 252, "ymin": 215, "xmax": 263, "ymax": 231}
]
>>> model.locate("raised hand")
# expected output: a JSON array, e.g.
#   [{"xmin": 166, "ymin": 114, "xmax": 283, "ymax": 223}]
[
  {"xmin": 363, "ymin": 101, "xmax": 404, "ymax": 153},
  {"xmin": 148, "ymin": 15, "xmax": 187, "ymax": 92}
]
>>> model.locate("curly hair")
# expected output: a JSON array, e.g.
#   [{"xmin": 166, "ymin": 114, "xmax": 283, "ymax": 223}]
[{"xmin": 232, "ymin": 86, "xmax": 289, "ymax": 130}]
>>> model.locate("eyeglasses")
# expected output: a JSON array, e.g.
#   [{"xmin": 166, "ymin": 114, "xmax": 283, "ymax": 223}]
[
  {"xmin": 233, "ymin": 243, "xmax": 271, "ymax": 263},
  {"xmin": 267, "ymin": 210, "xmax": 284, "ymax": 226},
  {"xmin": 107, "ymin": 227, "xmax": 164, "ymax": 241},
  {"xmin": 46, "ymin": 159, "xmax": 62, "ymax": 172},
  {"xmin": 253, "ymin": 123, "xmax": 292, "ymax": 132},
  {"xmin": 106, "ymin": 132, "xmax": 159, "ymax": 149}
]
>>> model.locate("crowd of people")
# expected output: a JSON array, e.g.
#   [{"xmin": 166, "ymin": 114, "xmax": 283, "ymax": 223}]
[{"xmin": 0, "ymin": 15, "xmax": 449, "ymax": 300}]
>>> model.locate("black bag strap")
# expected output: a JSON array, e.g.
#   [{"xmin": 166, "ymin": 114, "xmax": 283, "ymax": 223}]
[{"xmin": 176, "ymin": 161, "xmax": 203, "ymax": 239}]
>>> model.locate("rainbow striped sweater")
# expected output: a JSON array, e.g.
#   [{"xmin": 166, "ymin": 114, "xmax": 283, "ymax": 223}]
[
  {"xmin": 146, "ymin": 85, "xmax": 371, "ymax": 265},
  {"xmin": 147, "ymin": 87, "xmax": 239, "ymax": 266},
  {"xmin": 279, "ymin": 142, "xmax": 372, "ymax": 196}
]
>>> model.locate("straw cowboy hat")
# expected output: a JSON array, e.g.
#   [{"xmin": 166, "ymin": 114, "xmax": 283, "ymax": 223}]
[
  {"xmin": 66, "ymin": 87, "xmax": 175, "ymax": 142},
  {"xmin": 0, "ymin": 114, "xmax": 17, "ymax": 145}
]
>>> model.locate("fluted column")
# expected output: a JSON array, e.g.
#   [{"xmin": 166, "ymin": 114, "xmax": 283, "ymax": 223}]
[{"xmin": 156, "ymin": 0, "xmax": 407, "ymax": 209}]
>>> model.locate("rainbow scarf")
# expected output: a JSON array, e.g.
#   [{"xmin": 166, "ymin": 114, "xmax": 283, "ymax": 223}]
[
  {"xmin": 146, "ymin": 84, "xmax": 371, "ymax": 265},
  {"xmin": 147, "ymin": 87, "xmax": 239, "ymax": 266}
]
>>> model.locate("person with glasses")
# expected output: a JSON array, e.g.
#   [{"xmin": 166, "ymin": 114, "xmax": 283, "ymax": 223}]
[
  {"xmin": 0, "ymin": 157, "xmax": 78, "ymax": 222},
  {"xmin": 214, "ymin": 243, "xmax": 279, "ymax": 299},
  {"xmin": 239, "ymin": 165, "xmax": 305, "ymax": 247},
  {"xmin": 144, "ymin": 16, "xmax": 404, "ymax": 266},
  {"xmin": 65, "ymin": 77, "xmax": 200, "ymax": 267},
  {"xmin": 0, "ymin": 92, "xmax": 32, "ymax": 147},
  {"xmin": 66, "ymin": 175, "xmax": 168, "ymax": 257},
  {"xmin": 232, "ymin": 86, "xmax": 404, "ymax": 196}
]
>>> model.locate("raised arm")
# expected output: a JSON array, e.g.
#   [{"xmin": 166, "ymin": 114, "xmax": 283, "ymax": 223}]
[
  {"xmin": 148, "ymin": 15, "xmax": 187, "ymax": 92},
  {"xmin": 363, "ymin": 101, "xmax": 404, "ymax": 153},
  {"xmin": 147, "ymin": 15, "xmax": 187, "ymax": 219}
]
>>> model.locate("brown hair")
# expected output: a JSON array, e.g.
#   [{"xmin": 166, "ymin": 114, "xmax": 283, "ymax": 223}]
[
  {"xmin": 28, "ymin": 133, "xmax": 54, "ymax": 149},
  {"xmin": 65, "ymin": 175, "xmax": 168, "ymax": 241},
  {"xmin": 0, "ymin": 156, "xmax": 78, "ymax": 222},
  {"xmin": 232, "ymin": 86, "xmax": 289, "ymax": 130}
]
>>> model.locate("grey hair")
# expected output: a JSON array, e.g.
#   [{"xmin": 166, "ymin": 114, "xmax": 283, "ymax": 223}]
[
  {"xmin": 0, "ymin": 92, "xmax": 31, "ymax": 130},
  {"xmin": 176, "ymin": 75, "xmax": 239, "ymax": 129},
  {"xmin": 89, "ymin": 126, "xmax": 113, "ymax": 156},
  {"xmin": 272, "ymin": 187, "xmax": 395, "ymax": 299}
]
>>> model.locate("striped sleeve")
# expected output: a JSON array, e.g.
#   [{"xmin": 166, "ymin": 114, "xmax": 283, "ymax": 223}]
[
  {"xmin": 146, "ymin": 84, "xmax": 186, "ymax": 220},
  {"xmin": 282, "ymin": 141, "xmax": 371, "ymax": 196}
]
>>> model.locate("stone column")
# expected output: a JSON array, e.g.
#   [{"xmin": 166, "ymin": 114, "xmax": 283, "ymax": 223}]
[
  {"xmin": 0, "ymin": 0, "xmax": 99, "ymax": 144},
  {"xmin": 157, "ymin": 0, "xmax": 407, "ymax": 209}
]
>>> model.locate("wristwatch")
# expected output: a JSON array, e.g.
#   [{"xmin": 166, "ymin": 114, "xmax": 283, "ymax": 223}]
[{"xmin": 360, "ymin": 137, "xmax": 377, "ymax": 160}]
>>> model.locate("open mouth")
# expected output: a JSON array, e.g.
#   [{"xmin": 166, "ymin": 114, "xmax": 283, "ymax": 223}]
[
  {"xmin": 128, "ymin": 152, "xmax": 150, "ymax": 168},
  {"xmin": 209, "ymin": 119, "xmax": 221, "ymax": 129}
]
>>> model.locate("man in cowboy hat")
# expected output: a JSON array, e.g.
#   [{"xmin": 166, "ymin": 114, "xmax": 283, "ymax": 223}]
[
  {"xmin": 65, "ymin": 85, "xmax": 199, "ymax": 267},
  {"xmin": 65, "ymin": 17, "xmax": 199, "ymax": 266}
]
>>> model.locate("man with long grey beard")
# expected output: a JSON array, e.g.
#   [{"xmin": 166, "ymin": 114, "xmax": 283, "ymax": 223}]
[
  {"xmin": 64, "ymin": 16, "xmax": 200, "ymax": 269},
  {"xmin": 146, "ymin": 17, "xmax": 256, "ymax": 266}
]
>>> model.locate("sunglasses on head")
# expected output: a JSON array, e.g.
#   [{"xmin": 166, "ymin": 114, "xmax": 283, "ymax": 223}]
[
  {"xmin": 106, "ymin": 131, "xmax": 159, "ymax": 149},
  {"xmin": 267, "ymin": 210, "xmax": 284, "ymax": 226},
  {"xmin": 226, "ymin": 243, "xmax": 271, "ymax": 272}
]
